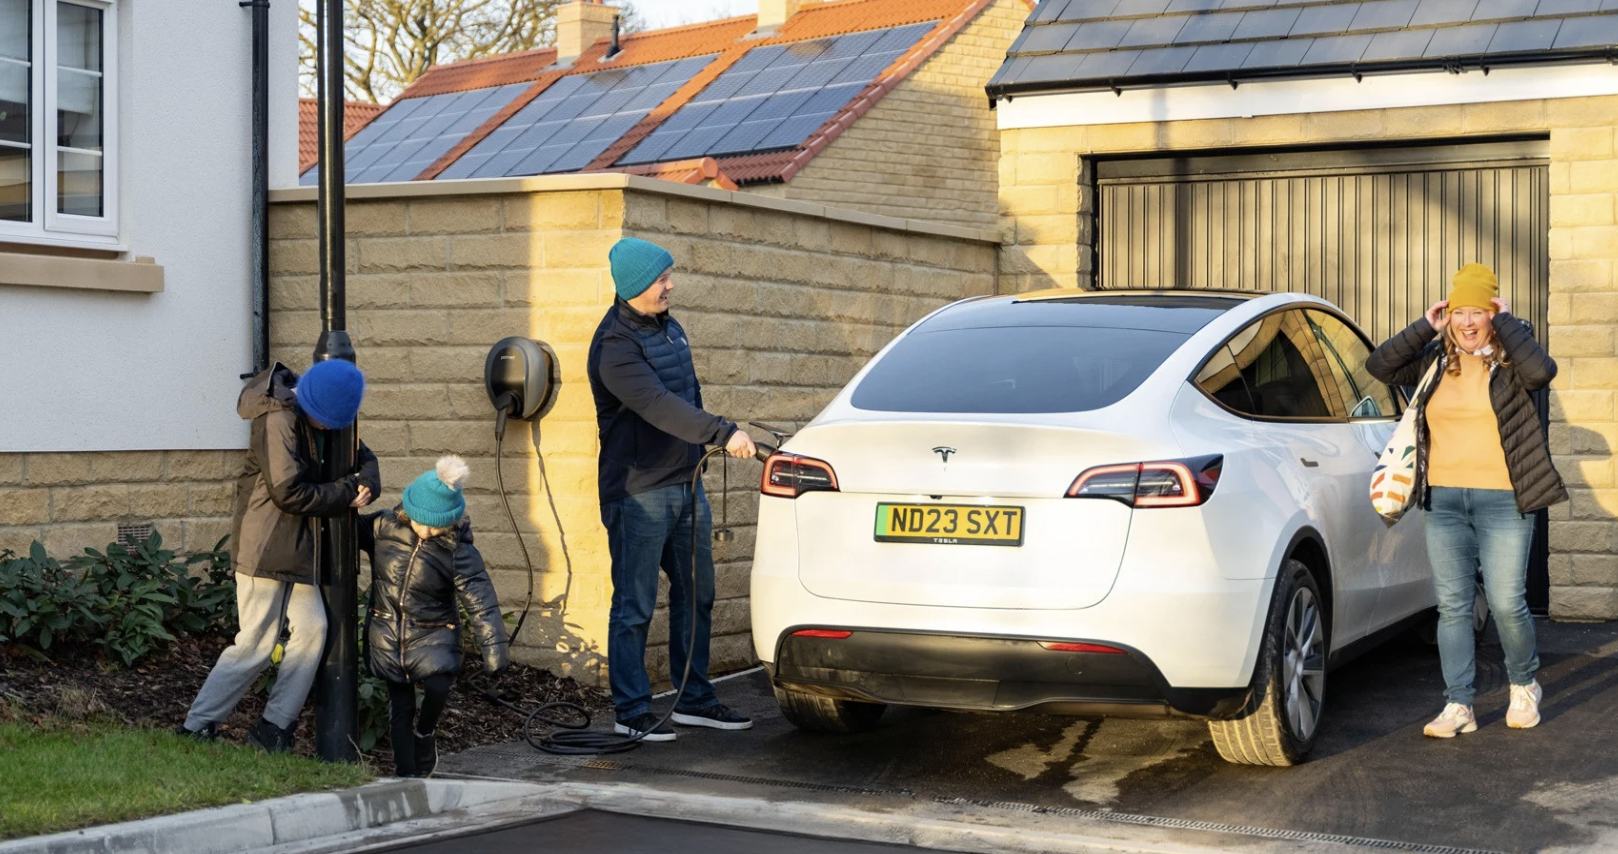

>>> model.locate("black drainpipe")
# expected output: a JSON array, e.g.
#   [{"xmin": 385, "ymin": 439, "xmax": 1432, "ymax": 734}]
[{"xmin": 241, "ymin": 0, "xmax": 270, "ymax": 377}]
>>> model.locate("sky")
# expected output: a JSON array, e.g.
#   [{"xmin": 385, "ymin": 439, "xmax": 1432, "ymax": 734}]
[{"xmin": 632, "ymin": 0, "xmax": 759, "ymax": 29}]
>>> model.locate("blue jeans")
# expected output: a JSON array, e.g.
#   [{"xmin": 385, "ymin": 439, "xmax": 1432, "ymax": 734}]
[
  {"xmin": 603, "ymin": 482, "xmax": 718, "ymax": 720},
  {"xmin": 1424, "ymin": 486, "xmax": 1539, "ymax": 706}
]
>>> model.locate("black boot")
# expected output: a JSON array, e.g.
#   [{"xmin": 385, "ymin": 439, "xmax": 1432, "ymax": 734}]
[
  {"xmin": 173, "ymin": 721, "xmax": 219, "ymax": 742},
  {"xmin": 246, "ymin": 718, "xmax": 294, "ymax": 754},
  {"xmin": 413, "ymin": 731, "xmax": 437, "ymax": 777}
]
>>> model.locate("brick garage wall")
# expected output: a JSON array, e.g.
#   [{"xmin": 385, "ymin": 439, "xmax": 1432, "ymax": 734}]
[
  {"xmin": 268, "ymin": 176, "xmax": 997, "ymax": 686},
  {"xmin": 997, "ymin": 96, "xmax": 1618, "ymax": 620},
  {"xmin": 758, "ymin": 0, "xmax": 1030, "ymax": 232},
  {"xmin": 0, "ymin": 451, "xmax": 242, "ymax": 558}
]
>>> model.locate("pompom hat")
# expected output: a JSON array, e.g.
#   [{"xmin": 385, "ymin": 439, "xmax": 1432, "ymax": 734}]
[
  {"xmin": 297, "ymin": 359, "xmax": 366, "ymax": 429},
  {"xmin": 402, "ymin": 455, "xmax": 469, "ymax": 529}
]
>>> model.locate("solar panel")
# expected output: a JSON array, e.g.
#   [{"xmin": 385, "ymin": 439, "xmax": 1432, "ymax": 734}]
[
  {"xmin": 299, "ymin": 83, "xmax": 529, "ymax": 185},
  {"xmin": 619, "ymin": 21, "xmax": 935, "ymax": 166},
  {"xmin": 436, "ymin": 54, "xmax": 714, "ymax": 180}
]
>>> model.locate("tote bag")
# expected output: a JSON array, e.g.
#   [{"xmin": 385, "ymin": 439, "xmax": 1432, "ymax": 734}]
[{"xmin": 1369, "ymin": 360, "xmax": 1442, "ymax": 524}]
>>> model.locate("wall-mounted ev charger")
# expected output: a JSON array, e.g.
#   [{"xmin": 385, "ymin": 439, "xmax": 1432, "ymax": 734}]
[{"xmin": 485, "ymin": 336, "xmax": 557, "ymax": 441}]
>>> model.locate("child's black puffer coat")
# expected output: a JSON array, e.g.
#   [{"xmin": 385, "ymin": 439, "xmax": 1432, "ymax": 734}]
[{"xmin": 361, "ymin": 509, "xmax": 509, "ymax": 683}]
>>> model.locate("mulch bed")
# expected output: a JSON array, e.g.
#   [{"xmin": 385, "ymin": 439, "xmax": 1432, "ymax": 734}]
[{"xmin": 0, "ymin": 635, "xmax": 609, "ymax": 776}]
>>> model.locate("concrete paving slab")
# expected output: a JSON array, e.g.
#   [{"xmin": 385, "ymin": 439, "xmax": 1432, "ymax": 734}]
[{"xmin": 441, "ymin": 619, "xmax": 1618, "ymax": 854}]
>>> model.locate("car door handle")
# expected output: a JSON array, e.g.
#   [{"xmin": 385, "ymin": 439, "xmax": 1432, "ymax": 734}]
[{"xmin": 1300, "ymin": 458, "xmax": 1319, "ymax": 468}]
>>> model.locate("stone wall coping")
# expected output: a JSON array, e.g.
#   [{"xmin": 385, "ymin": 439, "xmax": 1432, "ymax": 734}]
[{"xmin": 268, "ymin": 173, "xmax": 1002, "ymax": 245}]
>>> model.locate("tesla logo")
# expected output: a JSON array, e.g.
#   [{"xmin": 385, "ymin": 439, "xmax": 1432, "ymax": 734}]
[{"xmin": 933, "ymin": 446, "xmax": 957, "ymax": 464}]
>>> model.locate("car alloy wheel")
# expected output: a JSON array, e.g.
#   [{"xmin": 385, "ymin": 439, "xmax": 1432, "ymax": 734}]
[{"xmin": 1283, "ymin": 585, "xmax": 1325, "ymax": 741}]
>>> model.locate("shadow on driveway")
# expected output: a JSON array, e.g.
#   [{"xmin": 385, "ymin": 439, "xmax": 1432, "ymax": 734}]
[{"xmin": 444, "ymin": 620, "xmax": 1618, "ymax": 854}]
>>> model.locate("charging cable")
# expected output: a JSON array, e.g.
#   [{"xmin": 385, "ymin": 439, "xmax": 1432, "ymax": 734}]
[{"xmin": 476, "ymin": 409, "xmax": 774, "ymax": 754}]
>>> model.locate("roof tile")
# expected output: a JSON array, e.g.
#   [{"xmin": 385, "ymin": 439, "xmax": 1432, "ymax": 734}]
[
  {"xmin": 1183, "ymin": 40, "xmax": 1258, "ymax": 68},
  {"xmin": 1470, "ymin": 0, "xmax": 1538, "ymax": 19},
  {"xmin": 1233, "ymin": 7, "xmax": 1305, "ymax": 38},
  {"xmin": 1066, "ymin": 19, "xmax": 1139, "ymax": 48},
  {"xmin": 1349, "ymin": 0, "xmax": 1420, "ymax": 30},
  {"xmin": 1078, "ymin": 47, "xmax": 1147, "ymax": 72},
  {"xmin": 1172, "ymin": 11, "xmax": 1246, "ymax": 41},
  {"xmin": 1127, "ymin": 44, "xmax": 1200, "ymax": 72},
  {"xmin": 1302, "ymin": 32, "xmax": 1374, "ymax": 60},
  {"xmin": 1290, "ymin": 3, "xmax": 1363, "ymax": 36},
  {"xmin": 1486, "ymin": 17, "xmax": 1562, "ymax": 50},
  {"xmin": 1551, "ymin": 10, "xmax": 1618, "ymax": 43},
  {"xmin": 1537, "ymin": 0, "xmax": 1602, "ymax": 14},
  {"xmin": 1241, "ymin": 36, "xmax": 1315, "ymax": 65},
  {"xmin": 1424, "ymin": 21, "xmax": 1498, "ymax": 53},
  {"xmin": 1017, "ymin": 22, "xmax": 1085, "ymax": 51},
  {"xmin": 1410, "ymin": 0, "xmax": 1479, "ymax": 26},
  {"xmin": 1118, "ymin": 15, "xmax": 1189, "ymax": 44},
  {"xmin": 1360, "ymin": 27, "xmax": 1436, "ymax": 57}
]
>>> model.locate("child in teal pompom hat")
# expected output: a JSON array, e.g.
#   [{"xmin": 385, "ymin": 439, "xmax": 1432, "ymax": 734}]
[{"xmin": 359, "ymin": 455, "xmax": 508, "ymax": 777}]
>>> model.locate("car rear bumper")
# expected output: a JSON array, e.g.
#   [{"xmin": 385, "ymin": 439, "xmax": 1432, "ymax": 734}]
[{"xmin": 771, "ymin": 629, "xmax": 1252, "ymax": 719}]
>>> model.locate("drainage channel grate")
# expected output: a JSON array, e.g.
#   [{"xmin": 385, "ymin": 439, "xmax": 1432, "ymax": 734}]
[{"xmin": 933, "ymin": 798, "xmax": 1511, "ymax": 854}]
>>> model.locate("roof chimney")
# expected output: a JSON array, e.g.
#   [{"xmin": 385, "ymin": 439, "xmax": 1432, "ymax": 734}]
[
  {"xmin": 557, "ymin": 1, "xmax": 618, "ymax": 66},
  {"xmin": 755, "ymin": 0, "xmax": 802, "ymax": 34}
]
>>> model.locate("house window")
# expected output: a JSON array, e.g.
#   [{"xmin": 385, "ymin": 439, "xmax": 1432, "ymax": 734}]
[{"xmin": 0, "ymin": 0, "xmax": 117, "ymax": 245}]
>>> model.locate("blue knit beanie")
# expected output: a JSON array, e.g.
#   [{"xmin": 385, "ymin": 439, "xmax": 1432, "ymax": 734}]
[
  {"xmin": 297, "ymin": 359, "xmax": 366, "ymax": 429},
  {"xmin": 402, "ymin": 455, "xmax": 469, "ymax": 529},
  {"xmin": 609, "ymin": 237, "xmax": 674, "ymax": 301}
]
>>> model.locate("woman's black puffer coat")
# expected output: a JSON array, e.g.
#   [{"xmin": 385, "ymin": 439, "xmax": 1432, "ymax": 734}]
[
  {"xmin": 1365, "ymin": 312, "xmax": 1568, "ymax": 514},
  {"xmin": 361, "ymin": 509, "xmax": 509, "ymax": 683}
]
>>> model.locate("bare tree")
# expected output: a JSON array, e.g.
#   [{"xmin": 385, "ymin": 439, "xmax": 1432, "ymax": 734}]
[{"xmin": 299, "ymin": 0, "xmax": 649, "ymax": 102}]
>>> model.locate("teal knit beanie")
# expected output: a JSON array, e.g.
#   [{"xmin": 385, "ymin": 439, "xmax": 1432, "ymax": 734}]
[
  {"xmin": 401, "ymin": 455, "xmax": 469, "ymax": 529},
  {"xmin": 609, "ymin": 237, "xmax": 674, "ymax": 301}
]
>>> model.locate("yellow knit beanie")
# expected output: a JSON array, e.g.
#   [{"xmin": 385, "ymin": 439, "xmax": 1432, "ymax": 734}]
[{"xmin": 1448, "ymin": 263, "xmax": 1499, "ymax": 312}]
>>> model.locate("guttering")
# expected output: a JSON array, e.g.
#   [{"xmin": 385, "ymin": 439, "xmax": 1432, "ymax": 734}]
[
  {"xmin": 996, "ymin": 59, "xmax": 1618, "ymax": 129},
  {"xmin": 986, "ymin": 49, "xmax": 1618, "ymax": 103}
]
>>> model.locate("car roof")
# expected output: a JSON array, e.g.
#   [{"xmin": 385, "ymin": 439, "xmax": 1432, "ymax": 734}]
[{"xmin": 921, "ymin": 289, "xmax": 1256, "ymax": 335}]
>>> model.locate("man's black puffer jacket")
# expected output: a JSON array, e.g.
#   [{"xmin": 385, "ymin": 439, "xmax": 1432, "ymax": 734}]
[
  {"xmin": 361, "ymin": 509, "xmax": 509, "ymax": 684},
  {"xmin": 1366, "ymin": 313, "xmax": 1567, "ymax": 514}
]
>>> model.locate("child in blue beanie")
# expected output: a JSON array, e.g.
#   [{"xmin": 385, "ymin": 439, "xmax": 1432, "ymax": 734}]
[
  {"xmin": 359, "ymin": 455, "xmax": 509, "ymax": 777},
  {"xmin": 176, "ymin": 360, "xmax": 379, "ymax": 753}
]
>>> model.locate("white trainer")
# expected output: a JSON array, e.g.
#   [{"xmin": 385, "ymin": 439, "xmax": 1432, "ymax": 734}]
[
  {"xmin": 1506, "ymin": 681, "xmax": 1543, "ymax": 729},
  {"xmin": 1423, "ymin": 703, "xmax": 1477, "ymax": 738}
]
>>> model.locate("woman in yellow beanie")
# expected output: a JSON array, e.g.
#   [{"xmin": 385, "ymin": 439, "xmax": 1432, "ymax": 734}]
[{"xmin": 1367, "ymin": 263, "xmax": 1566, "ymax": 739}]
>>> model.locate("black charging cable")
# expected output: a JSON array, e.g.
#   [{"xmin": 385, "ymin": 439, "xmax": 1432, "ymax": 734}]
[{"xmin": 476, "ymin": 406, "xmax": 773, "ymax": 754}]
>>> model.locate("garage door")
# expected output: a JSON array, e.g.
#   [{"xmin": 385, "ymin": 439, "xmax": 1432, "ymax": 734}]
[
  {"xmin": 1097, "ymin": 139, "xmax": 1553, "ymax": 613},
  {"xmin": 1096, "ymin": 140, "xmax": 1550, "ymax": 345}
]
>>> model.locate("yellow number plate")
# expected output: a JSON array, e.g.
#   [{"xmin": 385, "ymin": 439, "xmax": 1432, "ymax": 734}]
[{"xmin": 874, "ymin": 503, "xmax": 1025, "ymax": 547}]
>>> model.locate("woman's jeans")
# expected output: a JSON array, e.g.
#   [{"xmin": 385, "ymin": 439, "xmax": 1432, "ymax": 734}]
[
  {"xmin": 603, "ymin": 481, "xmax": 718, "ymax": 721},
  {"xmin": 1424, "ymin": 486, "xmax": 1539, "ymax": 706}
]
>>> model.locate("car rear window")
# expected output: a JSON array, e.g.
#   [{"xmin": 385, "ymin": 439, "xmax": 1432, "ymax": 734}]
[{"xmin": 850, "ymin": 325, "xmax": 1188, "ymax": 414}]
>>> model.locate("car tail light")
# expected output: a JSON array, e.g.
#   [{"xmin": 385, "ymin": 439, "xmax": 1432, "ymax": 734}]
[
  {"xmin": 1066, "ymin": 455, "xmax": 1222, "ymax": 508},
  {"xmin": 761, "ymin": 453, "xmax": 839, "ymax": 499},
  {"xmin": 791, "ymin": 629, "xmax": 852, "ymax": 639},
  {"xmin": 1039, "ymin": 641, "xmax": 1126, "ymax": 654}
]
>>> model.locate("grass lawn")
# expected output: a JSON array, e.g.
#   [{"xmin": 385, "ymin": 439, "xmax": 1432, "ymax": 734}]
[{"xmin": 0, "ymin": 720, "xmax": 374, "ymax": 840}]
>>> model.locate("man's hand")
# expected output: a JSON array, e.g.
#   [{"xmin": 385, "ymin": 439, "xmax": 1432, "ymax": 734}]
[
  {"xmin": 352, "ymin": 485, "xmax": 373, "ymax": 508},
  {"xmin": 725, "ymin": 429, "xmax": 757, "ymax": 460},
  {"xmin": 1425, "ymin": 300, "xmax": 1450, "ymax": 332}
]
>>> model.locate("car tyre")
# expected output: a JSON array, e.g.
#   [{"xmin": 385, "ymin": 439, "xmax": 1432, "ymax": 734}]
[
  {"xmin": 772, "ymin": 684, "xmax": 885, "ymax": 733},
  {"xmin": 1208, "ymin": 558, "xmax": 1327, "ymax": 767}
]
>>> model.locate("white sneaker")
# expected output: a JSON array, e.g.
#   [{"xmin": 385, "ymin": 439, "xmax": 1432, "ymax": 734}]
[
  {"xmin": 1423, "ymin": 703, "xmax": 1477, "ymax": 738},
  {"xmin": 1507, "ymin": 681, "xmax": 1543, "ymax": 729}
]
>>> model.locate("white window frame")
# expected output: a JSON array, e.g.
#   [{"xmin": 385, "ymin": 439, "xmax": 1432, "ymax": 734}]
[{"xmin": 0, "ymin": 0, "xmax": 118, "ymax": 247}]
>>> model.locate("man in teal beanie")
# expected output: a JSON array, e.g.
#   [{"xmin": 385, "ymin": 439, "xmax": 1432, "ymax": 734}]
[{"xmin": 588, "ymin": 237, "xmax": 757, "ymax": 742}]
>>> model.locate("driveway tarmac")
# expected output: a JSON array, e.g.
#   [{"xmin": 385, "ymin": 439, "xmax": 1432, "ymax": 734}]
[{"xmin": 442, "ymin": 620, "xmax": 1618, "ymax": 854}]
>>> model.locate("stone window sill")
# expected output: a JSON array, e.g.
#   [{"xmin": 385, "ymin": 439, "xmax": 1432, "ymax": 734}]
[{"xmin": 0, "ymin": 250, "xmax": 164, "ymax": 294}]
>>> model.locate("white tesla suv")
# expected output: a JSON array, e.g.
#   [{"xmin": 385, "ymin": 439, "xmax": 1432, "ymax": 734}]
[{"xmin": 750, "ymin": 290, "xmax": 1435, "ymax": 766}]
